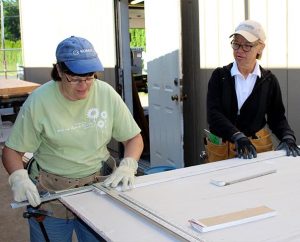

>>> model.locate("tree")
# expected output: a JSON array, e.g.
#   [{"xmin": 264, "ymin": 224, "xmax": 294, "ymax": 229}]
[
  {"xmin": 129, "ymin": 28, "xmax": 146, "ymax": 49},
  {"xmin": 1, "ymin": 0, "xmax": 20, "ymax": 41}
]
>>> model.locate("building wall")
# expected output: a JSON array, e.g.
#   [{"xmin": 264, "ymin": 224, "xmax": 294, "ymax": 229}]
[
  {"xmin": 19, "ymin": 0, "xmax": 116, "ymax": 72},
  {"xmin": 198, "ymin": 0, "xmax": 300, "ymax": 69}
]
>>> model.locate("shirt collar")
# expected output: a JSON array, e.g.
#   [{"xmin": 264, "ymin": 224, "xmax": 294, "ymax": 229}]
[{"xmin": 230, "ymin": 61, "xmax": 261, "ymax": 78}]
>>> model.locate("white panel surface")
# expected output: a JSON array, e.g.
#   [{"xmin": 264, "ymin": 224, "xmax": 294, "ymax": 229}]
[
  {"xmin": 199, "ymin": 0, "xmax": 245, "ymax": 68},
  {"xmin": 19, "ymin": 0, "xmax": 115, "ymax": 68},
  {"xmin": 287, "ymin": 0, "xmax": 300, "ymax": 68},
  {"xmin": 249, "ymin": 0, "xmax": 286, "ymax": 68},
  {"xmin": 199, "ymin": 0, "xmax": 300, "ymax": 69}
]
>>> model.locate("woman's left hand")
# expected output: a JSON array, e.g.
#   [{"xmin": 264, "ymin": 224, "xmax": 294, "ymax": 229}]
[
  {"xmin": 276, "ymin": 138, "xmax": 300, "ymax": 157},
  {"xmin": 103, "ymin": 157, "xmax": 138, "ymax": 191}
]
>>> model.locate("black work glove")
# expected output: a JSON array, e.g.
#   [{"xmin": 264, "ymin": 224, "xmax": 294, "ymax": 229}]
[
  {"xmin": 231, "ymin": 132, "xmax": 257, "ymax": 159},
  {"xmin": 276, "ymin": 136, "xmax": 300, "ymax": 157}
]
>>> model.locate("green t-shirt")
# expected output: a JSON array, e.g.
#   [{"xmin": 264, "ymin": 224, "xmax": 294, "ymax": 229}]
[{"xmin": 6, "ymin": 80, "xmax": 141, "ymax": 178}]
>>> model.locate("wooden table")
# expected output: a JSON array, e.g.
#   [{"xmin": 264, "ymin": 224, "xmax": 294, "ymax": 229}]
[
  {"xmin": 0, "ymin": 79, "xmax": 40, "ymax": 122},
  {"xmin": 61, "ymin": 150, "xmax": 300, "ymax": 242},
  {"xmin": 0, "ymin": 79, "xmax": 40, "ymax": 98}
]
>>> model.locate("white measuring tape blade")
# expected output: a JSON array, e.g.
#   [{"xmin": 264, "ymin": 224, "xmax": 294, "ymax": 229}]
[{"xmin": 10, "ymin": 185, "xmax": 94, "ymax": 209}]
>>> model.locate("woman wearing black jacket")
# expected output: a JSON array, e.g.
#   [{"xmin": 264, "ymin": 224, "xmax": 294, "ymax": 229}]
[{"xmin": 207, "ymin": 19, "xmax": 300, "ymax": 159}]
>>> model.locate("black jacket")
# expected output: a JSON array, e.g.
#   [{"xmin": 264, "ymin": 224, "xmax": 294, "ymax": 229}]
[{"xmin": 207, "ymin": 63, "xmax": 295, "ymax": 141}]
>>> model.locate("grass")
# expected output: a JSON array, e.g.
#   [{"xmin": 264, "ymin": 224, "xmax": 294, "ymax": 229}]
[{"xmin": 0, "ymin": 40, "xmax": 22, "ymax": 77}]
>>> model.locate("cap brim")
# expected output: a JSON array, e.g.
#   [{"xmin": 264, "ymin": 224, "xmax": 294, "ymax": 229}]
[
  {"xmin": 65, "ymin": 57, "xmax": 104, "ymax": 74},
  {"xmin": 229, "ymin": 30, "xmax": 258, "ymax": 42}
]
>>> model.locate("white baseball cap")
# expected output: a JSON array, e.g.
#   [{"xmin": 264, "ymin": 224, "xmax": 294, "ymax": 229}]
[{"xmin": 230, "ymin": 20, "xmax": 266, "ymax": 42}]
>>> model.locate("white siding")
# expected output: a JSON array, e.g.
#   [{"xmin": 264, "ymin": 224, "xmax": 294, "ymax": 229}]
[
  {"xmin": 19, "ymin": 0, "xmax": 116, "ymax": 68},
  {"xmin": 199, "ymin": 0, "xmax": 300, "ymax": 68}
]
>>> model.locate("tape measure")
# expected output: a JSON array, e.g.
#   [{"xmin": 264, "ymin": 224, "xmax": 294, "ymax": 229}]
[{"xmin": 10, "ymin": 185, "xmax": 95, "ymax": 209}]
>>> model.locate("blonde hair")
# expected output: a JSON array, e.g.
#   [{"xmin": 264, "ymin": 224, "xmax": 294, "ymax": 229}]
[{"xmin": 256, "ymin": 40, "xmax": 265, "ymax": 60}]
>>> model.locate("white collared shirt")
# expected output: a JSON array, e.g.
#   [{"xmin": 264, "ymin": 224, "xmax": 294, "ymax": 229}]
[{"xmin": 231, "ymin": 61, "xmax": 261, "ymax": 114}]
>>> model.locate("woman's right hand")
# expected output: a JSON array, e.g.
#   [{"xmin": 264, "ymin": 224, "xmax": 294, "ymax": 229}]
[
  {"xmin": 232, "ymin": 132, "xmax": 257, "ymax": 159},
  {"xmin": 8, "ymin": 169, "xmax": 41, "ymax": 207}
]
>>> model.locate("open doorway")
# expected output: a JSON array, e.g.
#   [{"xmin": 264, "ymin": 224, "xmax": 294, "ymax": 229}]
[
  {"xmin": 123, "ymin": 0, "xmax": 186, "ymax": 170},
  {"xmin": 128, "ymin": 1, "xmax": 150, "ymax": 168}
]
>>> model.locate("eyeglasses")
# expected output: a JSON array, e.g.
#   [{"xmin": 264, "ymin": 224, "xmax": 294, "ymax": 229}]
[
  {"xmin": 231, "ymin": 41, "xmax": 258, "ymax": 52},
  {"xmin": 64, "ymin": 73, "xmax": 94, "ymax": 84}
]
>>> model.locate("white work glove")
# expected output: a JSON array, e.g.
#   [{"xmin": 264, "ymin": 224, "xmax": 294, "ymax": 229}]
[
  {"xmin": 8, "ymin": 169, "xmax": 41, "ymax": 207},
  {"xmin": 103, "ymin": 157, "xmax": 138, "ymax": 191}
]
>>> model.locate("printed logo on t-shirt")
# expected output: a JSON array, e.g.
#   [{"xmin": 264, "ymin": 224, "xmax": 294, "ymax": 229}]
[
  {"xmin": 87, "ymin": 107, "xmax": 107, "ymax": 129},
  {"xmin": 56, "ymin": 107, "xmax": 107, "ymax": 133}
]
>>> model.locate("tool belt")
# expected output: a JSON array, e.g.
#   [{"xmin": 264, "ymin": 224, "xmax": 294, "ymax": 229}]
[
  {"xmin": 204, "ymin": 129, "xmax": 273, "ymax": 163},
  {"xmin": 34, "ymin": 156, "xmax": 117, "ymax": 219}
]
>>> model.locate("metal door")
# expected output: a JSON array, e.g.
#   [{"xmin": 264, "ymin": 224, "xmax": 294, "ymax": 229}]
[{"xmin": 145, "ymin": 0, "xmax": 184, "ymax": 168}]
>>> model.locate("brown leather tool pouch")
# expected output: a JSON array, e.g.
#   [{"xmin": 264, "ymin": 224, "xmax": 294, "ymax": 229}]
[
  {"xmin": 35, "ymin": 156, "xmax": 116, "ymax": 219},
  {"xmin": 205, "ymin": 129, "xmax": 273, "ymax": 163},
  {"xmin": 205, "ymin": 139, "xmax": 229, "ymax": 163},
  {"xmin": 250, "ymin": 129, "xmax": 273, "ymax": 153}
]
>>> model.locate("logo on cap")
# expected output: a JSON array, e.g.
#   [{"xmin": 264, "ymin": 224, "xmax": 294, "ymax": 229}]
[
  {"xmin": 72, "ymin": 50, "xmax": 80, "ymax": 55},
  {"xmin": 80, "ymin": 48, "xmax": 93, "ymax": 53}
]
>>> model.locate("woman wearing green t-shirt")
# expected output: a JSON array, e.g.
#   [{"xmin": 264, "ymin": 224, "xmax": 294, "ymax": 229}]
[{"xmin": 2, "ymin": 36, "xmax": 143, "ymax": 242}]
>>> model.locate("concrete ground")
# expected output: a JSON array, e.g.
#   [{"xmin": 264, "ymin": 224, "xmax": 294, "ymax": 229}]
[{"xmin": 0, "ymin": 143, "xmax": 29, "ymax": 242}]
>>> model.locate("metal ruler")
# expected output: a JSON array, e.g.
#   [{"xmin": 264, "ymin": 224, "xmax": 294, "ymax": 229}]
[
  {"xmin": 93, "ymin": 184, "xmax": 204, "ymax": 242},
  {"xmin": 11, "ymin": 183, "xmax": 204, "ymax": 241}
]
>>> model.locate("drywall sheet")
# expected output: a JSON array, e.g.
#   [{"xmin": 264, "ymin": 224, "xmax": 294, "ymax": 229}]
[{"xmin": 62, "ymin": 150, "xmax": 300, "ymax": 242}]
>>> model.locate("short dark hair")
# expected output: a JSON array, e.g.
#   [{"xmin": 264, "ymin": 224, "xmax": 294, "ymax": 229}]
[
  {"xmin": 51, "ymin": 62, "xmax": 95, "ymax": 81},
  {"xmin": 51, "ymin": 64, "xmax": 61, "ymax": 81}
]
